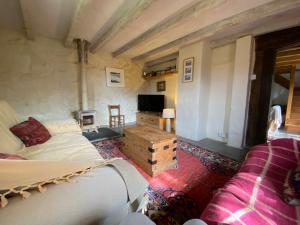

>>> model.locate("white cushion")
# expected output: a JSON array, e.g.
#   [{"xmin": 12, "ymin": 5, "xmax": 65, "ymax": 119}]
[
  {"xmin": 42, "ymin": 119, "xmax": 82, "ymax": 135},
  {"xmin": 0, "ymin": 121, "xmax": 24, "ymax": 154},
  {"xmin": 0, "ymin": 100, "xmax": 21, "ymax": 128},
  {"xmin": 19, "ymin": 133, "xmax": 102, "ymax": 161}
]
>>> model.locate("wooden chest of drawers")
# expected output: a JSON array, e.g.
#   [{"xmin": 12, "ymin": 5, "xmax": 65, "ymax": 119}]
[
  {"xmin": 136, "ymin": 112, "xmax": 163, "ymax": 129},
  {"xmin": 123, "ymin": 125, "xmax": 177, "ymax": 176}
]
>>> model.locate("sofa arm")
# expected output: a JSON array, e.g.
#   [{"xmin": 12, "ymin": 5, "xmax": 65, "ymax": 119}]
[{"xmin": 42, "ymin": 119, "xmax": 82, "ymax": 135}]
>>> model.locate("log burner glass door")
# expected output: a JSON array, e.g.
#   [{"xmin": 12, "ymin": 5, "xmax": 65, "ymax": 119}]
[{"xmin": 82, "ymin": 115, "xmax": 94, "ymax": 126}]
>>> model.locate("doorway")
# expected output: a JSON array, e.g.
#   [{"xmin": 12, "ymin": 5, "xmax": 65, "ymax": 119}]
[
  {"xmin": 268, "ymin": 47, "xmax": 300, "ymax": 140},
  {"xmin": 246, "ymin": 26, "xmax": 300, "ymax": 147}
]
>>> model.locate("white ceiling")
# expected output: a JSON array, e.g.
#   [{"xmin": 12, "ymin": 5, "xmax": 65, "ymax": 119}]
[{"xmin": 0, "ymin": 0, "xmax": 300, "ymax": 62}]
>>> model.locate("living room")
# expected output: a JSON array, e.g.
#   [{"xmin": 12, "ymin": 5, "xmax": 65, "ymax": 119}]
[{"xmin": 1, "ymin": 1, "xmax": 300, "ymax": 225}]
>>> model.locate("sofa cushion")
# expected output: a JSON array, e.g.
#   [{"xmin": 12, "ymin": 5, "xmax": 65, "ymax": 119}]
[
  {"xmin": 10, "ymin": 117, "xmax": 51, "ymax": 147},
  {"xmin": 0, "ymin": 100, "xmax": 21, "ymax": 128},
  {"xmin": 19, "ymin": 133, "xmax": 102, "ymax": 161},
  {"xmin": 283, "ymin": 165, "xmax": 300, "ymax": 205},
  {"xmin": 0, "ymin": 153, "xmax": 26, "ymax": 160},
  {"xmin": 0, "ymin": 166, "xmax": 130, "ymax": 225},
  {"xmin": 42, "ymin": 119, "xmax": 82, "ymax": 135},
  {"xmin": 0, "ymin": 121, "xmax": 24, "ymax": 154}
]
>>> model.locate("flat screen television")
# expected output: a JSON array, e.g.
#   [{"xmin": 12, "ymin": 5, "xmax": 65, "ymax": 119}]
[{"xmin": 138, "ymin": 94, "xmax": 164, "ymax": 112}]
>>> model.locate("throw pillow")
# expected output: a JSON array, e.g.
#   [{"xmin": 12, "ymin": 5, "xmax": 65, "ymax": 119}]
[
  {"xmin": 283, "ymin": 165, "xmax": 300, "ymax": 205},
  {"xmin": 10, "ymin": 117, "xmax": 51, "ymax": 147},
  {"xmin": 0, "ymin": 153, "xmax": 26, "ymax": 160}
]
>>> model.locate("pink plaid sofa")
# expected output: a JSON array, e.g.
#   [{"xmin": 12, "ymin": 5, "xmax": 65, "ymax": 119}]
[{"xmin": 201, "ymin": 138, "xmax": 300, "ymax": 225}]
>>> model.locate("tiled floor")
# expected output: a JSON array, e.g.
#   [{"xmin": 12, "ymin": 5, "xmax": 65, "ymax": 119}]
[{"xmin": 178, "ymin": 137, "xmax": 247, "ymax": 162}]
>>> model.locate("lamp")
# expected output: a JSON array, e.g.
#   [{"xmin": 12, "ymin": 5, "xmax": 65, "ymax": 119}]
[{"xmin": 162, "ymin": 108, "xmax": 175, "ymax": 133}]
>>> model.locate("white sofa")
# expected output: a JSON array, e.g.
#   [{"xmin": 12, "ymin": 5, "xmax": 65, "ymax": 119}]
[
  {"xmin": 0, "ymin": 100, "xmax": 102, "ymax": 161},
  {"xmin": 0, "ymin": 101, "xmax": 148, "ymax": 225}
]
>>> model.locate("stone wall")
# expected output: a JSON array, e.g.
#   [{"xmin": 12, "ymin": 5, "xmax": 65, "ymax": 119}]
[{"xmin": 0, "ymin": 29, "xmax": 144, "ymax": 125}]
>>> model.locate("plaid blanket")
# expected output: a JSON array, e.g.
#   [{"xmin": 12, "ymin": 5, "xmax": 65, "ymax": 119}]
[{"xmin": 201, "ymin": 138, "xmax": 300, "ymax": 225}]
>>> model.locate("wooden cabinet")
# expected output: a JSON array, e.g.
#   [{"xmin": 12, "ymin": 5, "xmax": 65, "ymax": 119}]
[
  {"xmin": 123, "ymin": 125, "xmax": 177, "ymax": 176},
  {"xmin": 136, "ymin": 112, "xmax": 164, "ymax": 129}
]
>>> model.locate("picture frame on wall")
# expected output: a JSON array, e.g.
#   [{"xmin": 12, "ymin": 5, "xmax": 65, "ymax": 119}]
[
  {"xmin": 106, "ymin": 67, "xmax": 125, "ymax": 87},
  {"xmin": 183, "ymin": 57, "xmax": 194, "ymax": 82},
  {"xmin": 157, "ymin": 81, "xmax": 166, "ymax": 92}
]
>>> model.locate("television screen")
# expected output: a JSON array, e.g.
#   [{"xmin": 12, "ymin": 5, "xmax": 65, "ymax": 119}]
[{"xmin": 138, "ymin": 94, "xmax": 164, "ymax": 112}]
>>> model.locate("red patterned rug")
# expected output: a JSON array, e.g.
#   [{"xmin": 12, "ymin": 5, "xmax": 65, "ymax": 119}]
[{"xmin": 93, "ymin": 138, "xmax": 240, "ymax": 225}]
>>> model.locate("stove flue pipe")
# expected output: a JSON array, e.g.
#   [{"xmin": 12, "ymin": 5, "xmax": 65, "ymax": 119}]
[{"xmin": 76, "ymin": 39, "xmax": 90, "ymax": 111}]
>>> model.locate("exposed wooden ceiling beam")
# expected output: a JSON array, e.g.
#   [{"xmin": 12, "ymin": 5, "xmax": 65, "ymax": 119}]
[
  {"xmin": 145, "ymin": 52, "xmax": 178, "ymax": 67},
  {"xmin": 19, "ymin": 0, "xmax": 34, "ymax": 40},
  {"xmin": 132, "ymin": 0, "xmax": 300, "ymax": 61},
  {"xmin": 65, "ymin": 0, "xmax": 85, "ymax": 48},
  {"xmin": 90, "ymin": 0, "xmax": 155, "ymax": 53},
  {"xmin": 276, "ymin": 60, "xmax": 300, "ymax": 67},
  {"xmin": 211, "ymin": 17, "xmax": 300, "ymax": 49},
  {"xmin": 277, "ymin": 55, "xmax": 300, "ymax": 62},
  {"xmin": 277, "ymin": 49, "xmax": 300, "ymax": 57},
  {"xmin": 112, "ymin": 0, "xmax": 224, "ymax": 57}
]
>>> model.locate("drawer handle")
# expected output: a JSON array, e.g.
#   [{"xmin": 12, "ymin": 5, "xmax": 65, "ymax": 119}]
[
  {"xmin": 148, "ymin": 159, "xmax": 157, "ymax": 165},
  {"xmin": 148, "ymin": 147, "xmax": 155, "ymax": 153},
  {"xmin": 173, "ymin": 147, "xmax": 176, "ymax": 152},
  {"xmin": 172, "ymin": 156, "xmax": 177, "ymax": 160},
  {"xmin": 173, "ymin": 140, "xmax": 177, "ymax": 144},
  {"xmin": 163, "ymin": 145, "xmax": 169, "ymax": 150}
]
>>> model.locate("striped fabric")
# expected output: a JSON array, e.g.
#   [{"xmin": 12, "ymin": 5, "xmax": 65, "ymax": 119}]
[{"xmin": 201, "ymin": 138, "xmax": 300, "ymax": 225}]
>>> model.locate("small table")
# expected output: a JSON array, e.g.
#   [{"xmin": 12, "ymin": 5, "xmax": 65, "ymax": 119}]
[{"xmin": 123, "ymin": 125, "xmax": 177, "ymax": 176}]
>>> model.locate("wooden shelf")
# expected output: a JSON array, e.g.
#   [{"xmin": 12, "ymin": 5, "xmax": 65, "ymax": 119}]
[{"xmin": 143, "ymin": 71, "xmax": 177, "ymax": 80}]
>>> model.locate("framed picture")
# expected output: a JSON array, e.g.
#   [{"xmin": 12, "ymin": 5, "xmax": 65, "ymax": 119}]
[
  {"xmin": 106, "ymin": 67, "xmax": 125, "ymax": 87},
  {"xmin": 157, "ymin": 81, "xmax": 166, "ymax": 92},
  {"xmin": 183, "ymin": 57, "xmax": 194, "ymax": 82}
]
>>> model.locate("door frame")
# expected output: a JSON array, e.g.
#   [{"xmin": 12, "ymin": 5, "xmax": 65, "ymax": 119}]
[{"xmin": 246, "ymin": 26, "xmax": 300, "ymax": 147}]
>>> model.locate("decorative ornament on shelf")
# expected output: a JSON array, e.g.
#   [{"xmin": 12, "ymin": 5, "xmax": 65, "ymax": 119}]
[{"xmin": 162, "ymin": 108, "xmax": 175, "ymax": 133}]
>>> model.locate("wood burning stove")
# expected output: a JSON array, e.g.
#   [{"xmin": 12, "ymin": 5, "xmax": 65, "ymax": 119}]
[{"xmin": 76, "ymin": 110, "xmax": 98, "ymax": 132}]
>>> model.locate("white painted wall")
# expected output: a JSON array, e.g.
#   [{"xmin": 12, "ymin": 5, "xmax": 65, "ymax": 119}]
[
  {"xmin": 207, "ymin": 43, "xmax": 236, "ymax": 142},
  {"xmin": 270, "ymin": 82, "xmax": 288, "ymax": 106},
  {"xmin": 139, "ymin": 73, "xmax": 177, "ymax": 108},
  {"xmin": 227, "ymin": 36, "xmax": 253, "ymax": 148},
  {"xmin": 176, "ymin": 37, "xmax": 252, "ymax": 148},
  {"xmin": 176, "ymin": 41, "xmax": 211, "ymax": 141},
  {"xmin": 0, "ymin": 29, "xmax": 144, "ymax": 125}
]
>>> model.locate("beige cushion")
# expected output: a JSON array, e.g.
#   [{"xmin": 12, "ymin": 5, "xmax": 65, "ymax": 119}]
[
  {"xmin": 0, "ymin": 100, "xmax": 20, "ymax": 128},
  {"xmin": 18, "ymin": 133, "xmax": 102, "ymax": 161},
  {"xmin": 0, "ymin": 121, "xmax": 24, "ymax": 154}
]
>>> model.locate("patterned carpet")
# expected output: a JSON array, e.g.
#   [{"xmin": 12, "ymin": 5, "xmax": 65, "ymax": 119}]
[{"xmin": 93, "ymin": 138, "xmax": 240, "ymax": 225}]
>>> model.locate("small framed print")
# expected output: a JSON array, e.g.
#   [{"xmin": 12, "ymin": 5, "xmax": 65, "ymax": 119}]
[
  {"xmin": 106, "ymin": 67, "xmax": 125, "ymax": 87},
  {"xmin": 157, "ymin": 81, "xmax": 166, "ymax": 92},
  {"xmin": 183, "ymin": 57, "xmax": 194, "ymax": 82}
]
